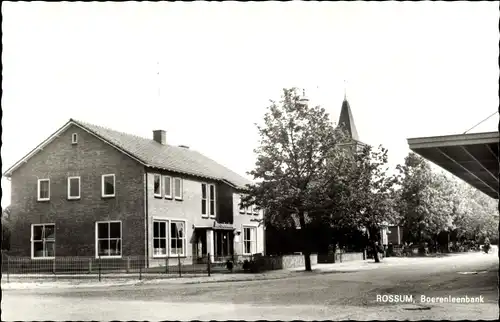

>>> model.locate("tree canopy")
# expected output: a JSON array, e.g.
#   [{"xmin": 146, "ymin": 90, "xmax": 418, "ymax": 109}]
[
  {"xmin": 243, "ymin": 88, "xmax": 398, "ymax": 267},
  {"xmin": 396, "ymin": 152, "xmax": 498, "ymax": 246}
]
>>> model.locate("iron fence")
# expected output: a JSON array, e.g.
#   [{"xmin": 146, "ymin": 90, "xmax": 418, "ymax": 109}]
[
  {"xmin": 1, "ymin": 253, "xmax": 265, "ymax": 282},
  {"xmin": 2, "ymin": 254, "xmax": 218, "ymax": 282}
]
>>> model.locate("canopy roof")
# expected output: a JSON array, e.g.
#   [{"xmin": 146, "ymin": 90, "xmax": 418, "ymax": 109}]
[{"xmin": 408, "ymin": 131, "xmax": 499, "ymax": 199}]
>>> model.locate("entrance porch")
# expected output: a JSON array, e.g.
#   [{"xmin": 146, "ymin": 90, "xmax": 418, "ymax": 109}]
[{"xmin": 193, "ymin": 225, "xmax": 235, "ymax": 264}]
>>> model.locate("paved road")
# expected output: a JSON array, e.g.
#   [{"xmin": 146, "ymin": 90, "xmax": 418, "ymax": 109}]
[{"xmin": 2, "ymin": 253, "xmax": 498, "ymax": 321}]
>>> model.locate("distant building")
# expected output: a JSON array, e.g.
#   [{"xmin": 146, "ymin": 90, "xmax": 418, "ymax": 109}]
[
  {"xmin": 3, "ymin": 119, "xmax": 264, "ymax": 264},
  {"xmin": 380, "ymin": 224, "xmax": 403, "ymax": 246}
]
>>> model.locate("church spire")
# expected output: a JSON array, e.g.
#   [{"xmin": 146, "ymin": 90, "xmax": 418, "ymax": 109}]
[{"xmin": 337, "ymin": 81, "xmax": 359, "ymax": 141}]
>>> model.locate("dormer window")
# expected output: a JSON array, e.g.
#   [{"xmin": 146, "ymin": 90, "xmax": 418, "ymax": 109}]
[{"xmin": 71, "ymin": 133, "xmax": 78, "ymax": 144}]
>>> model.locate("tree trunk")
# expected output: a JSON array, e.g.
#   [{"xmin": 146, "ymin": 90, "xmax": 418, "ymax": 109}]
[
  {"xmin": 368, "ymin": 227, "xmax": 380, "ymax": 263},
  {"xmin": 299, "ymin": 212, "xmax": 312, "ymax": 271},
  {"xmin": 372, "ymin": 240, "xmax": 380, "ymax": 263},
  {"xmin": 446, "ymin": 232, "xmax": 450, "ymax": 253}
]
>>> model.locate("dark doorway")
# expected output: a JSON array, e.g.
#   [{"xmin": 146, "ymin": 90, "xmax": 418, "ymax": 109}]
[
  {"xmin": 194, "ymin": 229, "xmax": 207, "ymax": 259},
  {"xmin": 214, "ymin": 230, "xmax": 234, "ymax": 260}
]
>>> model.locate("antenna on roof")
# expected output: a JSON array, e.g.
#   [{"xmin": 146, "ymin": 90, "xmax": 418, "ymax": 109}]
[{"xmin": 156, "ymin": 60, "xmax": 161, "ymax": 110}]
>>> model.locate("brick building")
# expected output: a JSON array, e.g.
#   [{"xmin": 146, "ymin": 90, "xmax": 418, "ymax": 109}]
[{"xmin": 3, "ymin": 119, "xmax": 264, "ymax": 265}]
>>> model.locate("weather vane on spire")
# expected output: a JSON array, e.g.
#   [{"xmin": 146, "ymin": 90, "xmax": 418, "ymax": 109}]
[{"xmin": 344, "ymin": 79, "xmax": 347, "ymax": 101}]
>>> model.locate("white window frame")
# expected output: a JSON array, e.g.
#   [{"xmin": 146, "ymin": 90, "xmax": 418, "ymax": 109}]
[
  {"xmin": 153, "ymin": 174, "xmax": 162, "ymax": 198},
  {"xmin": 242, "ymin": 226, "xmax": 257, "ymax": 255},
  {"xmin": 31, "ymin": 223, "xmax": 56, "ymax": 260},
  {"xmin": 37, "ymin": 179, "xmax": 50, "ymax": 201},
  {"xmin": 253, "ymin": 206, "xmax": 260, "ymax": 216},
  {"xmin": 67, "ymin": 176, "xmax": 81, "ymax": 200},
  {"xmin": 246, "ymin": 205, "xmax": 253, "ymax": 215},
  {"xmin": 95, "ymin": 220, "xmax": 122, "ymax": 259},
  {"xmin": 163, "ymin": 176, "xmax": 172, "ymax": 199},
  {"xmin": 71, "ymin": 133, "xmax": 78, "ymax": 144},
  {"xmin": 208, "ymin": 183, "xmax": 216, "ymax": 218},
  {"xmin": 152, "ymin": 219, "xmax": 168, "ymax": 258},
  {"xmin": 101, "ymin": 174, "xmax": 116, "ymax": 198},
  {"xmin": 169, "ymin": 219, "xmax": 187, "ymax": 257},
  {"xmin": 201, "ymin": 183, "xmax": 208, "ymax": 218},
  {"xmin": 173, "ymin": 177, "xmax": 183, "ymax": 200}
]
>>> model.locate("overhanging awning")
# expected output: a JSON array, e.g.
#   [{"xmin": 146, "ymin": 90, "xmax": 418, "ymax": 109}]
[{"xmin": 407, "ymin": 131, "xmax": 499, "ymax": 199}]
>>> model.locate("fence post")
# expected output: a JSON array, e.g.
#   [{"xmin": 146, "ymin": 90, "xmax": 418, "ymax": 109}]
[
  {"xmin": 88, "ymin": 258, "xmax": 93, "ymax": 274},
  {"xmin": 139, "ymin": 259, "xmax": 142, "ymax": 281},
  {"xmin": 207, "ymin": 253, "xmax": 211, "ymax": 277},
  {"xmin": 53, "ymin": 258, "xmax": 57, "ymax": 281},
  {"xmin": 126, "ymin": 257, "xmax": 130, "ymax": 274},
  {"xmin": 178, "ymin": 253, "xmax": 182, "ymax": 277},
  {"xmin": 7, "ymin": 256, "xmax": 10, "ymax": 283},
  {"xmin": 98, "ymin": 255, "xmax": 101, "ymax": 282},
  {"xmin": 165, "ymin": 255, "xmax": 169, "ymax": 274}
]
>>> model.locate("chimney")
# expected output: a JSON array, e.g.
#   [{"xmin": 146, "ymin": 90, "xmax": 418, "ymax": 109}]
[{"xmin": 153, "ymin": 130, "xmax": 166, "ymax": 145}]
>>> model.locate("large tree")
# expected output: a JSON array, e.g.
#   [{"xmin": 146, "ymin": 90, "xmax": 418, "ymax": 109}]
[
  {"xmin": 395, "ymin": 153, "xmax": 454, "ymax": 244},
  {"xmin": 396, "ymin": 152, "xmax": 498, "ymax": 249},
  {"xmin": 320, "ymin": 144, "xmax": 398, "ymax": 262},
  {"xmin": 242, "ymin": 88, "xmax": 346, "ymax": 271},
  {"xmin": 453, "ymin": 182, "xmax": 499, "ymax": 245}
]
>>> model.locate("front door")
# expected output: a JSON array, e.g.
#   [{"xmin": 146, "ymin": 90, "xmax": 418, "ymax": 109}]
[
  {"xmin": 214, "ymin": 230, "xmax": 234, "ymax": 260},
  {"xmin": 195, "ymin": 229, "xmax": 207, "ymax": 258}
]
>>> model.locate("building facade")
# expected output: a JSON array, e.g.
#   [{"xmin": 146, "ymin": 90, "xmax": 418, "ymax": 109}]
[{"xmin": 3, "ymin": 119, "xmax": 264, "ymax": 265}]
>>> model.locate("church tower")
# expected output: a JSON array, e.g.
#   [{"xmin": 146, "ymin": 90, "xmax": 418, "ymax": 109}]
[{"xmin": 336, "ymin": 87, "xmax": 367, "ymax": 153}]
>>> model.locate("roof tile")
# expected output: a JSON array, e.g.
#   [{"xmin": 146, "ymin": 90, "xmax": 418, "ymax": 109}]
[{"xmin": 73, "ymin": 119, "xmax": 252, "ymax": 189}]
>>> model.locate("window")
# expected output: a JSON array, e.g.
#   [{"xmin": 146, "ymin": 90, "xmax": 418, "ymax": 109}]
[
  {"xmin": 239, "ymin": 197, "xmax": 245, "ymax": 214},
  {"xmin": 37, "ymin": 179, "xmax": 50, "ymax": 201},
  {"xmin": 246, "ymin": 205, "xmax": 252, "ymax": 215},
  {"xmin": 170, "ymin": 221, "xmax": 186, "ymax": 256},
  {"xmin": 209, "ymin": 184, "xmax": 216, "ymax": 217},
  {"xmin": 153, "ymin": 220, "xmax": 167, "ymax": 257},
  {"xmin": 72, "ymin": 133, "xmax": 78, "ymax": 144},
  {"xmin": 96, "ymin": 221, "xmax": 122, "ymax": 258},
  {"xmin": 67, "ymin": 176, "xmax": 81, "ymax": 200},
  {"xmin": 101, "ymin": 174, "xmax": 115, "ymax": 198},
  {"xmin": 153, "ymin": 174, "xmax": 161, "ymax": 197},
  {"xmin": 201, "ymin": 183, "xmax": 208, "ymax": 217},
  {"xmin": 174, "ymin": 178, "xmax": 183, "ymax": 200},
  {"xmin": 243, "ymin": 227, "xmax": 257, "ymax": 255},
  {"xmin": 32, "ymin": 224, "xmax": 55, "ymax": 259},
  {"xmin": 253, "ymin": 206, "xmax": 260, "ymax": 216},
  {"xmin": 163, "ymin": 176, "xmax": 172, "ymax": 198}
]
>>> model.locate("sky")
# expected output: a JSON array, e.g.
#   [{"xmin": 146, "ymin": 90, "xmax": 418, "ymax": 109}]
[{"xmin": 2, "ymin": 2, "xmax": 499, "ymax": 208}]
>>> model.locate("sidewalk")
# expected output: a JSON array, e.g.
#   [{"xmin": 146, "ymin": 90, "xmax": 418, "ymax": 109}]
[{"xmin": 3, "ymin": 252, "xmax": 491, "ymax": 290}]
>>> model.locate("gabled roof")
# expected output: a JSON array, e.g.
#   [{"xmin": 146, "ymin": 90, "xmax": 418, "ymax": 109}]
[
  {"xmin": 3, "ymin": 119, "xmax": 253, "ymax": 189},
  {"xmin": 337, "ymin": 98, "xmax": 360, "ymax": 141}
]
